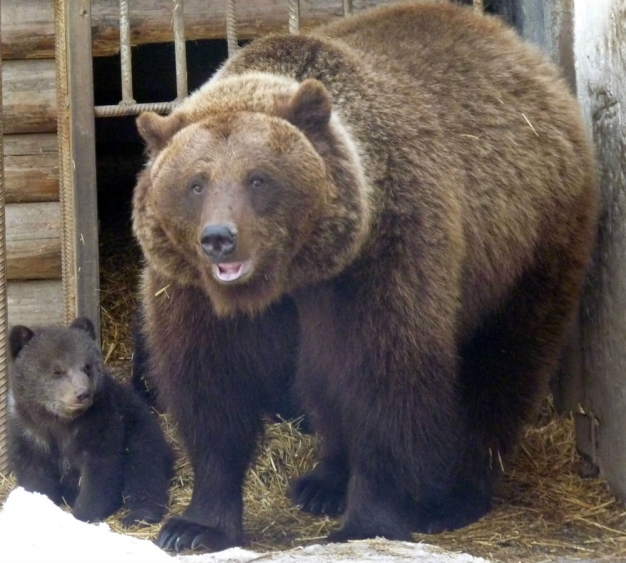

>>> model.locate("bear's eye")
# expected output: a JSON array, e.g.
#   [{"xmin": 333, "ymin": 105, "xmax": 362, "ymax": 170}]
[
  {"xmin": 51, "ymin": 367, "xmax": 63, "ymax": 378},
  {"xmin": 84, "ymin": 363, "xmax": 92, "ymax": 376},
  {"xmin": 249, "ymin": 176, "xmax": 265, "ymax": 189},
  {"xmin": 190, "ymin": 182, "xmax": 204, "ymax": 194}
]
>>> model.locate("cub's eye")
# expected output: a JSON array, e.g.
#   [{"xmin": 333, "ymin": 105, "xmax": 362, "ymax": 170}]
[
  {"xmin": 52, "ymin": 367, "xmax": 63, "ymax": 378},
  {"xmin": 84, "ymin": 363, "xmax": 93, "ymax": 376},
  {"xmin": 191, "ymin": 183, "xmax": 204, "ymax": 194},
  {"xmin": 249, "ymin": 176, "xmax": 266, "ymax": 189}
]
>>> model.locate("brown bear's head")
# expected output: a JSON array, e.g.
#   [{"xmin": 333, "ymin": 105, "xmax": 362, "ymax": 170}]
[{"xmin": 133, "ymin": 74, "xmax": 372, "ymax": 316}]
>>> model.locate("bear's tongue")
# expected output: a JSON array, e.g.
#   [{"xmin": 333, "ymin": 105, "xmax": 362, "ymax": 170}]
[{"xmin": 213, "ymin": 260, "xmax": 252, "ymax": 282}]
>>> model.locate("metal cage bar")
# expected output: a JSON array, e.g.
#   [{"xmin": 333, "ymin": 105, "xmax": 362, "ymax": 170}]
[
  {"xmin": 173, "ymin": 0, "xmax": 189, "ymax": 100},
  {"xmin": 120, "ymin": 0, "xmax": 136, "ymax": 105},
  {"xmin": 289, "ymin": 0, "xmax": 300, "ymax": 35},
  {"xmin": 226, "ymin": 0, "xmax": 239, "ymax": 57}
]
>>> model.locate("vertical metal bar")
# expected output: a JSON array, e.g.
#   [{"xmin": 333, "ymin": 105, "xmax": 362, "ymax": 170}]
[
  {"xmin": 65, "ymin": 0, "xmax": 101, "ymax": 339},
  {"xmin": 473, "ymin": 0, "xmax": 484, "ymax": 12},
  {"xmin": 119, "ymin": 0, "xmax": 136, "ymax": 105},
  {"xmin": 288, "ymin": 0, "xmax": 300, "ymax": 35},
  {"xmin": 343, "ymin": 0, "xmax": 353, "ymax": 17},
  {"xmin": 173, "ymin": 0, "xmax": 188, "ymax": 99},
  {"xmin": 226, "ymin": 0, "xmax": 239, "ymax": 57},
  {"xmin": 0, "ymin": 0, "xmax": 9, "ymax": 477}
]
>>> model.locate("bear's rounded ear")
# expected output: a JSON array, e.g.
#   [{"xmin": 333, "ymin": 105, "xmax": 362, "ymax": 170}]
[
  {"xmin": 136, "ymin": 112, "xmax": 187, "ymax": 155},
  {"xmin": 70, "ymin": 317, "xmax": 97, "ymax": 341},
  {"xmin": 284, "ymin": 79, "xmax": 332, "ymax": 138},
  {"xmin": 9, "ymin": 325, "xmax": 35, "ymax": 360}
]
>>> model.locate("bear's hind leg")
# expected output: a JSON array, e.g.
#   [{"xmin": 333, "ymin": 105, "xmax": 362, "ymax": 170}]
[
  {"xmin": 120, "ymin": 399, "xmax": 174, "ymax": 527},
  {"xmin": 460, "ymin": 249, "xmax": 590, "ymax": 473}
]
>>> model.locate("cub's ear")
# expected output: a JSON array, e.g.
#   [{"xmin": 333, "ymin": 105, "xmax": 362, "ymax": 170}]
[
  {"xmin": 9, "ymin": 325, "xmax": 35, "ymax": 360},
  {"xmin": 284, "ymin": 79, "xmax": 332, "ymax": 138},
  {"xmin": 70, "ymin": 317, "xmax": 97, "ymax": 341},
  {"xmin": 136, "ymin": 112, "xmax": 187, "ymax": 155}
]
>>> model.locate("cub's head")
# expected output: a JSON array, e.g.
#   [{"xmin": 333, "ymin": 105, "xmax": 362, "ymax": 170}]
[
  {"xmin": 133, "ymin": 76, "xmax": 364, "ymax": 316},
  {"xmin": 9, "ymin": 317, "xmax": 104, "ymax": 419}
]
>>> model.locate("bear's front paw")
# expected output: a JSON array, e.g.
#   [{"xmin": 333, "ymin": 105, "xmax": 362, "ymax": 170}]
[
  {"xmin": 157, "ymin": 517, "xmax": 240, "ymax": 552},
  {"xmin": 289, "ymin": 468, "xmax": 347, "ymax": 517}
]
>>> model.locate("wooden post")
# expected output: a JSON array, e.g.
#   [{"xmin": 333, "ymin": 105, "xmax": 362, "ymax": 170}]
[
  {"xmin": 56, "ymin": 0, "xmax": 100, "ymax": 337},
  {"xmin": 576, "ymin": 0, "xmax": 626, "ymax": 499}
]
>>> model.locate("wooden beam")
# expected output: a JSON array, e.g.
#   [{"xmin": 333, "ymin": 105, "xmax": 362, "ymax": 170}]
[
  {"xmin": 61, "ymin": 0, "xmax": 101, "ymax": 334},
  {"xmin": 3, "ymin": 0, "xmax": 398, "ymax": 60},
  {"xmin": 5, "ymin": 134, "xmax": 58, "ymax": 203},
  {"xmin": 3, "ymin": 59, "xmax": 56, "ymax": 134},
  {"xmin": 6, "ymin": 202, "xmax": 61, "ymax": 281},
  {"xmin": 7, "ymin": 280, "xmax": 64, "ymax": 327}
]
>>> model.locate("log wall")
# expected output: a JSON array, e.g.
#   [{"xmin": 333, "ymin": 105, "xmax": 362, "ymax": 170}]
[{"xmin": 2, "ymin": 3, "xmax": 62, "ymax": 326}]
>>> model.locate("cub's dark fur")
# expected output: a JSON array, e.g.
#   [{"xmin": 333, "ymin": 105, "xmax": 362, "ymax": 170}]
[
  {"xmin": 132, "ymin": 2, "xmax": 598, "ymax": 551},
  {"xmin": 8, "ymin": 317, "xmax": 173, "ymax": 526}
]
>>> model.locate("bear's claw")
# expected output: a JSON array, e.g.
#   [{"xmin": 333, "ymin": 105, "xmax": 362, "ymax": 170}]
[{"xmin": 157, "ymin": 517, "xmax": 239, "ymax": 552}]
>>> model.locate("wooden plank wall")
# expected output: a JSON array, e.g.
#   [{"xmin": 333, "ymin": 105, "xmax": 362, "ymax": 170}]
[{"xmin": 2, "ymin": 1, "xmax": 61, "ymax": 326}]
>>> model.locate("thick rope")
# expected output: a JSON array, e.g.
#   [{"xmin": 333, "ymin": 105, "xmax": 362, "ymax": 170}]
[
  {"xmin": 473, "ymin": 0, "xmax": 484, "ymax": 11},
  {"xmin": 0, "ymin": 0, "xmax": 9, "ymax": 476},
  {"xmin": 343, "ymin": 0, "xmax": 353, "ymax": 17},
  {"xmin": 226, "ymin": 0, "xmax": 238, "ymax": 57},
  {"xmin": 288, "ymin": 0, "xmax": 300, "ymax": 35},
  {"xmin": 56, "ymin": 0, "xmax": 76, "ymax": 325}
]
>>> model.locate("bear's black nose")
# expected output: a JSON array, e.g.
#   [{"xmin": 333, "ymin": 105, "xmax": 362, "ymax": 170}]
[
  {"xmin": 201, "ymin": 224, "xmax": 237, "ymax": 259},
  {"xmin": 75, "ymin": 389, "xmax": 91, "ymax": 402}
]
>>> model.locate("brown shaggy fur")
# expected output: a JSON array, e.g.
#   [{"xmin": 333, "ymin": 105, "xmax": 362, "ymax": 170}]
[{"xmin": 132, "ymin": 2, "xmax": 598, "ymax": 552}]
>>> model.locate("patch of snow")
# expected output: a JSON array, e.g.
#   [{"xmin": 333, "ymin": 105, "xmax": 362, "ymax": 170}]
[{"xmin": 0, "ymin": 488, "xmax": 491, "ymax": 563}]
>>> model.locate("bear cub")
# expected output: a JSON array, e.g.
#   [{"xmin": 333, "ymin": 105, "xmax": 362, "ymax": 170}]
[{"xmin": 8, "ymin": 317, "xmax": 174, "ymax": 526}]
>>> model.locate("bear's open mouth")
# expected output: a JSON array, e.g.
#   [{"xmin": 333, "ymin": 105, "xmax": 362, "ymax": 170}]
[{"xmin": 212, "ymin": 260, "xmax": 253, "ymax": 283}]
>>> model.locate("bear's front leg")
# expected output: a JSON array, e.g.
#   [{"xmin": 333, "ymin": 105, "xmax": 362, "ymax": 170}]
[
  {"xmin": 143, "ymin": 274, "xmax": 297, "ymax": 552},
  {"xmin": 9, "ymin": 433, "xmax": 65, "ymax": 505},
  {"xmin": 72, "ymin": 453, "xmax": 125, "ymax": 522},
  {"xmin": 71, "ymin": 418, "xmax": 126, "ymax": 522}
]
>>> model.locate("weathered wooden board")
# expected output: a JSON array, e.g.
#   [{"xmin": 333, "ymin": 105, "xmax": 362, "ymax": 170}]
[
  {"xmin": 576, "ymin": 0, "xmax": 626, "ymax": 499},
  {"xmin": 5, "ymin": 134, "xmax": 59, "ymax": 203},
  {"xmin": 6, "ymin": 202, "xmax": 61, "ymax": 281},
  {"xmin": 7, "ymin": 280, "xmax": 64, "ymax": 327},
  {"xmin": 3, "ymin": 60, "xmax": 56, "ymax": 134},
  {"xmin": 2, "ymin": 0, "xmax": 397, "ymax": 60}
]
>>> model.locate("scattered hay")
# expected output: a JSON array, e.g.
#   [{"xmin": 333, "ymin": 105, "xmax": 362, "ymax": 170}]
[{"xmin": 2, "ymin": 228, "xmax": 626, "ymax": 563}]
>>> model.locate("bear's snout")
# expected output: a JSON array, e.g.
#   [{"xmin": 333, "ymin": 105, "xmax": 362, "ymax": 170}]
[{"xmin": 201, "ymin": 224, "xmax": 238, "ymax": 260}]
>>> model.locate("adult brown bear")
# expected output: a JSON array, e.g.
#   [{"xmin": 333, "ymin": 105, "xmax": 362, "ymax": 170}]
[{"xmin": 132, "ymin": 2, "xmax": 598, "ymax": 552}]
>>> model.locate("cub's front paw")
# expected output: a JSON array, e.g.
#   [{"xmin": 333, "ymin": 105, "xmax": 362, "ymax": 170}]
[{"xmin": 157, "ymin": 517, "xmax": 240, "ymax": 552}]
